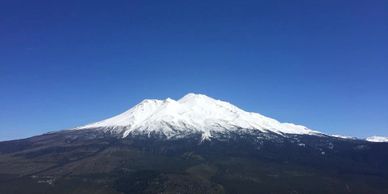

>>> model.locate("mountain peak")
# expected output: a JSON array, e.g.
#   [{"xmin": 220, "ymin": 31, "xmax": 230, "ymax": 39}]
[
  {"xmin": 76, "ymin": 93, "xmax": 320, "ymax": 138},
  {"xmin": 179, "ymin": 93, "xmax": 213, "ymax": 101}
]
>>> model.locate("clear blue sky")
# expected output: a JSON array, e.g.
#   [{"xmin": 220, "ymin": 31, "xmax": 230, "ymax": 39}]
[{"xmin": 1, "ymin": 0, "xmax": 387, "ymax": 141}]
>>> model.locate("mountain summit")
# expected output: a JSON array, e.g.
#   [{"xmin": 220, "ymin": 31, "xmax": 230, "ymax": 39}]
[{"xmin": 76, "ymin": 93, "xmax": 319, "ymax": 139}]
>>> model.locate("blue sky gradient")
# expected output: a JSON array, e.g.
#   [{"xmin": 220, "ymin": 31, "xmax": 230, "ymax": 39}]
[{"xmin": 1, "ymin": 0, "xmax": 387, "ymax": 140}]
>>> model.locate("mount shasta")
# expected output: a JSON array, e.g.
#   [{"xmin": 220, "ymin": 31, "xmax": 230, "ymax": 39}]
[
  {"xmin": 0, "ymin": 93, "xmax": 387, "ymax": 194},
  {"xmin": 77, "ymin": 93, "xmax": 319, "ymax": 139}
]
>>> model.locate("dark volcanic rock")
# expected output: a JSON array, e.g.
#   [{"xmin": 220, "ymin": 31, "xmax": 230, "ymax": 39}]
[{"xmin": 0, "ymin": 130, "xmax": 388, "ymax": 194}]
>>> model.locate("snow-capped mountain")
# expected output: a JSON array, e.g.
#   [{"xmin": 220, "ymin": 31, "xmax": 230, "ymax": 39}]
[
  {"xmin": 2, "ymin": 93, "xmax": 388, "ymax": 193},
  {"xmin": 366, "ymin": 136, "xmax": 388, "ymax": 142},
  {"xmin": 76, "ymin": 93, "xmax": 320, "ymax": 139}
]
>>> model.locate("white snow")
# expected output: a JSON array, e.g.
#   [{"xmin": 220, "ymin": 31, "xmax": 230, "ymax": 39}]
[
  {"xmin": 366, "ymin": 136, "xmax": 388, "ymax": 143},
  {"xmin": 332, "ymin": 135, "xmax": 356, "ymax": 139},
  {"xmin": 76, "ymin": 93, "xmax": 321, "ymax": 138},
  {"xmin": 78, "ymin": 99, "xmax": 165, "ymax": 131}
]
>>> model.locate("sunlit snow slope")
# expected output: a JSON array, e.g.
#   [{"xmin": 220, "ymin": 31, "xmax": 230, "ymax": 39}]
[
  {"xmin": 366, "ymin": 136, "xmax": 388, "ymax": 142},
  {"xmin": 76, "ymin": 93, "xmax": 321, "ymax": 139}
]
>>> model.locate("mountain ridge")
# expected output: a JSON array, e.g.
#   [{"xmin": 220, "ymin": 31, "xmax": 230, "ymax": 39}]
[{"xmin": 76, "ymin": 93, "xmax": 320, "ymax": 139}]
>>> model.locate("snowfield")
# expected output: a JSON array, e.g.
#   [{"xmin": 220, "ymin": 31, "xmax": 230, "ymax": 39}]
[
  {"xmin": 366, "ymin": 136, "xmax": 388, "ymax": 142},
  {"xmin": 76, "ymin": 93, "xmax": 320, "ymax": 139},
  {"xmin": 76, "ymin": 93, "xmax": 386, "ymax": 142}
]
